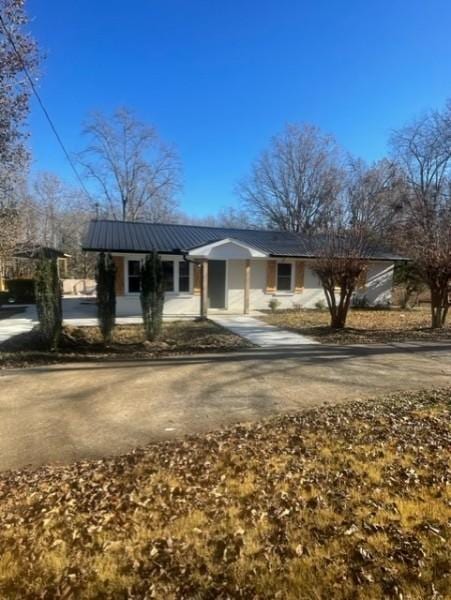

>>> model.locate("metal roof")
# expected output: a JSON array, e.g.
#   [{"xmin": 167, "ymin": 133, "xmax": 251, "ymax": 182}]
[
  {"xmin": 13, "ymin": 245, "xmax": 70, "ymax": 259},
  {"xmin": 83, "ymin": 219, "xmax": 405, "ymax": 261}
]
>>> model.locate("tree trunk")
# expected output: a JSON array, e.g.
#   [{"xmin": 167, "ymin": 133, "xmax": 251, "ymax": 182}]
[
  {"xmin": 430, "ymin": 284, "xmax": 449, "ymax": 329},
  {"xmin": 331, "ymin": 312, "xmax": 346, "ymax": 329},
  {"xmin": 330, "ymin": 288, "xmax": 353, "ymax": 329},
  {"xmin": 323, "ymin": 284, "xmax": 353, "ymax": 329},
  {"xmin": 331, "ymin": 302, "xmax": 349, "ymax": 329}
]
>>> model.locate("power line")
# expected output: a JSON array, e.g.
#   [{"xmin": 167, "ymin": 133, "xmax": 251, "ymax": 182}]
[{"xmin": 0, "ymin": 13, "xmax": 94, "ymax": 202}]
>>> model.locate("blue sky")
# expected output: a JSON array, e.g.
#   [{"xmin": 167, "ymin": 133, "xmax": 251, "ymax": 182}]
[{"xmin": 28, "ymin": 0, "xmax": 451, "ymax": 217}]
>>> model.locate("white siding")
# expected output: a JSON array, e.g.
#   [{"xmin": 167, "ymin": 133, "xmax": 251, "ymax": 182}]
[
  {"xmin": 114, "ymin": 253, "xmax": 200, "ymax": 318},
  {"xmin": 359, "ymin": 262, "xmax": 394, "ymax": 305},
  {"xmin": 247, "ymin": 260, "xmax": 328, "ymax": 310},
  {"xmin": 112, "ymin": 253, "xmax": 394, "ymax": 317},
  {"xmin": 117, "ymin": 294, "xmax": 200, "ymax": 317},
  {"xmin": 243, "ymin": 260, "xmax": 394, "ymax": 312}
]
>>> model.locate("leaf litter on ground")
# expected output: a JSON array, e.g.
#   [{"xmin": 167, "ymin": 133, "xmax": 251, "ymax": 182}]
[{"xmin": 0, "ymin": 387, "xmax": 449, "ymax": 598}]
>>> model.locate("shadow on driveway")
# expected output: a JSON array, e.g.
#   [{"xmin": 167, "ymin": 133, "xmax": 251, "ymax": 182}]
[
  {"xmin": 19, "ymin": 340, "xmax": 451, "ymax": 374},
  {"xmin": 1, "ymin": 341, "xmax": 450, "ymax": 472}
]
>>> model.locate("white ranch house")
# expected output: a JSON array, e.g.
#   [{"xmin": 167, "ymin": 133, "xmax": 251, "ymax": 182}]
[{"xmin": 83, "ymin": 220, "xmax": 401, "ymax": 318}]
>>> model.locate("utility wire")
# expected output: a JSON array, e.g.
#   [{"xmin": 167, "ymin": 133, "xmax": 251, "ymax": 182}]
[{"xmin": 0, "ymin": 13, "xmax": 94, "ymax": 202}]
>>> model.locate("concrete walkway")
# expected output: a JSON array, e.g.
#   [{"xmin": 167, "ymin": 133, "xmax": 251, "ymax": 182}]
[
  {"xmin": 0, "ymin": 302, "xmax": 318, "ymax": 347},
  {"xmin": 0, "ymin": 305, "xmax": 36, "ymax": 343},
  {"xmin": 1, "ymin": 342, "xmax": 450, "ymax": 471},
  {"xmin": 0, "ymin": 298, "xmax": 143, "ymax": 343},
  {"xmin": 210, "ymin": 315, "xmax": 318, "ymax": 347}
]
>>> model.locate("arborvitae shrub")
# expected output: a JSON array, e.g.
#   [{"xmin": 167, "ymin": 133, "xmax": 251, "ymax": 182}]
[
  {"xmin": 140, "ymin": 252, "xmax": 165, "ymax": 341},
  {"xmin": 95, "ymin": 253, "xmax": 116, "ymax": 344},
  {"xmin": 35, "ymin": 257, "xmax": 62, "ymax": 349}
]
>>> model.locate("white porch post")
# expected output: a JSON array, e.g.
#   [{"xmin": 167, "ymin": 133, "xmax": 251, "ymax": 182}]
[
  {"xmin": 200, "ymin": 259, "xmax": 208, "ymax": 318},
  {"xmin": 244, "ymin": 259, "xmax": 250, "ymax": 314}
]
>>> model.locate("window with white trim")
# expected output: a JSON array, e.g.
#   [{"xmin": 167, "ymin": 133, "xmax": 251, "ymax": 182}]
[
  {"xmin": 127, "ymin": 258, "xmax": 189, "ymax": 294},
  {"xmin": 277, "ymin": 263, "xmax": 292, "ymax": 291},
  {"xmin": 162, "ymin": 261, "xmax": 174, "ymax": 292},
  {"xmin": 178, "ymin": 261, "xmax": 190, "ymax": 292},
  {"xmin": 128, "ymin": 260, "xmax": 141, "ymax": 293}
]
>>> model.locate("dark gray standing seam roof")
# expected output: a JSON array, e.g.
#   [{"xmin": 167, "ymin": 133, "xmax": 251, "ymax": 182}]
[{"xmin": 82, "ymin": 220, "xmax": 405, "ymax": 261}]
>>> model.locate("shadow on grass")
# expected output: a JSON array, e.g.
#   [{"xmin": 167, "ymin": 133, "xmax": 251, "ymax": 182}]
[{"xmin": 0, "ymin": 321, "xmax": 253, "ymax": 368}]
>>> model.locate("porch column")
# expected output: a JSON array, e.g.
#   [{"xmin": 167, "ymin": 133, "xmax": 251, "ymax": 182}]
[
  {"xmin": 200, "ymin": 259, "xmax": 208, "ymax": 318},
  {"xmin": 244, "ymin": 259, "xmax": 250, "ymax": 314}
]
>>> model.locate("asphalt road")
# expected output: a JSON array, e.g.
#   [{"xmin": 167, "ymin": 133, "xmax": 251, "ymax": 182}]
[{"xmin": 1, "ymin": 342, "xmax": 450, "ymax": 471}]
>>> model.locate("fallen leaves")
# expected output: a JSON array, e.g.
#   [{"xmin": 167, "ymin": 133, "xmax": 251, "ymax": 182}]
[
  {"xmin": 0, "ymin": 320, "xmax": 252, "ymax": 368},
  {"xmin": 263, "ymin": 308, "xmax": 451, "ymax": 344},
  {"xmin": 0, "ymin": 388, "xmax": 449, "ymax": 598}
]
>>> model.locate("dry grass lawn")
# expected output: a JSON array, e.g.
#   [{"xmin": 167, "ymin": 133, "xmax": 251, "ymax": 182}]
[
  {"xmin": 263, "ymin": 308, "xmax": 451, "ymax": 344},
  {"xmin": 0, "ymin": 319, "xmax": 251, "ymax": 368},
  {"xmin": 0, "ymin": 388, "xmax": 449, "ymax": 598}
]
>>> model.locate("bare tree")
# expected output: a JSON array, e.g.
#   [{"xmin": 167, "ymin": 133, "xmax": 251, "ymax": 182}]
[
  {"xmin": 346, "ymin": 157, "xmax": 403, "ymax": 235},
  {"xmin": 32, "ymin": 173, "xmax": 71, "ymax": 247},
  {"xmin": 22, "ymin": 173, "xmax": 96, "ymax": 277},
  {"xmin": 391, "ymin": 103, "xmax": 451, "ymax": 328},
  {"xmin": 78, "ymin": 108, "xmax": 181, "ymax": 222},
  {"xmin": 0, "ymin": 0, "xmax": 38, "ymax": 286},
  {"xmin": 0, "ymin": 206, "xmax": 20, "ymax": 288},
  {"xmin": 311, "ymin": 226, "xmax": 372, "ymax": 329},
  {"xmin": 237, "ymin": 124, "xmax": 343, "ymax": 233},
  {"xmin": 310, "ymin": 158, "xmax": 401, "ymax": 329},
  {"xmin": 182, "ymin": 206, "xmax": 260, "ymax": 229},
  {"xmin": 0, "ymin": 0, "xmax": 38, "ymax": 208}
]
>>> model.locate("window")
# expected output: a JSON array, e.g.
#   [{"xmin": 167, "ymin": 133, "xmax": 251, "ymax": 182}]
[
  {"xmin": 162, "ymin": 261, "xmax": 174, "ymax": 292},
  {"xmin": 127, "ymin": 259, "xmax": 181, "ymax": 294},
  {"xmin": 179, "ymin": 261, "xmax": 190, "ymax": 292},
  {"xmin": 277, "ymin": 263, "xmax": 292, "ymax": 291},
  {"xmin": 128, "ymin": 260, "xmax": 141, "ymax": 293}
]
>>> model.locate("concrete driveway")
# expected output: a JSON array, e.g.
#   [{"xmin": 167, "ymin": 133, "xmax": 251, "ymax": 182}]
[{"xmin": 1, "ymin": 342, "xmax": 451, "ymax": 472}]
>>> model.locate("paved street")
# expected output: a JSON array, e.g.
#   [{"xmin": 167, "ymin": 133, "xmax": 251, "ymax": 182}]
[{"xmin": 1, "ymin": 342, "xmax": 450, "ymax": 471}]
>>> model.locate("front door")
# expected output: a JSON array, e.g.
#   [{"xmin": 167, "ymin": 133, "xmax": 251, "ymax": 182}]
[{"xmin": 208, "ymin": 260, "xmax": 226, "ymax": 309}]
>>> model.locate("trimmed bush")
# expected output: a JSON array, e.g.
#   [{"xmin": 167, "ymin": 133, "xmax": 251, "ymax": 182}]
[
  {"xmin": 95, "ymin": 253, "xmax": 116, "ymax": 345},
  {"xmin": 351, "ymin": 294, "xmax": 369, "ymax": 309},
  {"xmin": 140, "ymin": 252, "xmax": 165, "ymax": 341},
  {"xmin": 5, "ymin": 278, "xmax": 35, "ymax": 303},
  {"xmin": 35, "ymin": 258, "xmax": 62, "ymax": 350},
  {"xmin": 268, "ymin": 298, "xmax": 280, "ymax": 313}
]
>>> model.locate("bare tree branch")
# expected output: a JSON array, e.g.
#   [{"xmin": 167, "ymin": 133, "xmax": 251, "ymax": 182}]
[
  {"xmin": 237, "ymin": 124, "xmax": 343, "ymax": 233},
  {"xmin": 0, "ymin": 0, "xmax": 39, "ymax": 208},
  {"xmin": 78, "ymin": 108, "xmax": 182, "ymax": 222},
  {"xmin": 391, "ymin": 102, "xmax": 451, "ymax": 328}
]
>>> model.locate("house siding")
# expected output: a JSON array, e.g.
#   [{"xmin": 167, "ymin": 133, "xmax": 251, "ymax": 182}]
[
  {"xmin": 111, "ymin": 253, "xmax": 394, "ymax": 317},
  {"xmin": 116, "ymin": 294, "xmax": 201, "ymax": 317},
  {"xmin": 247, "ymin": 260, "xmax": 327, "ymax": 310},
  {"xmin": 357, "ymin": 262, "xmax": 394, "ymax": 305},
  {"xmin": 114, "ymin": 253, "xmax": 200, "ymax": 318}
]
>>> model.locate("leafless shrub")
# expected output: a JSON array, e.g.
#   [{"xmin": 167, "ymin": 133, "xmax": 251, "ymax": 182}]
[{"xmin": 311, "ymin": 227, "xmax": 370, "ymax": 328}]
